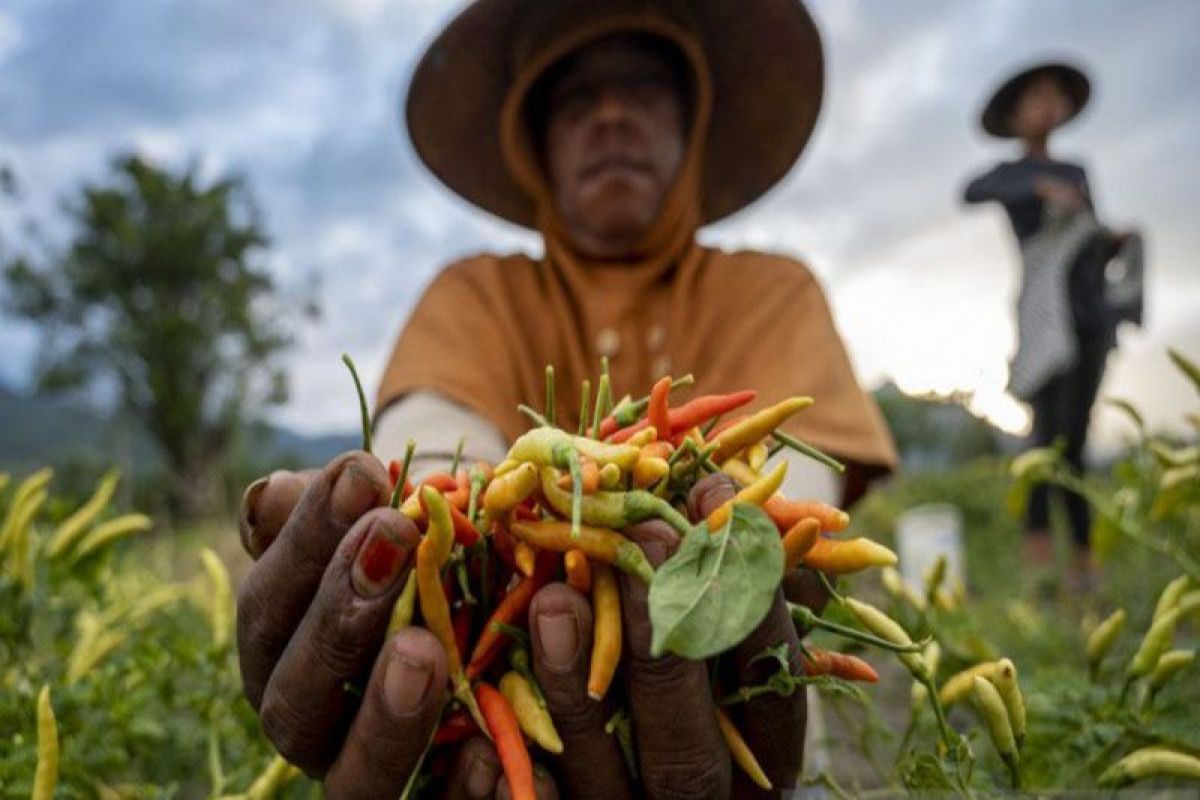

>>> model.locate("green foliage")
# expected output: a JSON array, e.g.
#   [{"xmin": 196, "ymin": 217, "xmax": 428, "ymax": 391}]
[
  {"xmin": 0, "ymin": 467, "xmax": 316, "ymax": 798},
  {"xmin": 649, "ymin": 503, "xmax": 783, "ymax": 659},
  {"xmin": 2, "ymin": 155, "xmax": 315, "ymax": 516}
]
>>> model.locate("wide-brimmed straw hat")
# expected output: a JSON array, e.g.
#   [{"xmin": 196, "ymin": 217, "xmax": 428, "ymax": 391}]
[
  {"xmin": 980, "ymin": 61, "xmax": 1091, "ymax": 138},
  {"xmin": 404, "ymin": 0, "xmax": 824, "ymax": 229}
]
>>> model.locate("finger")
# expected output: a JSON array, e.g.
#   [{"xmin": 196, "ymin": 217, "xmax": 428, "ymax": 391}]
[
  {"xmin": 325, "ymin": 626, "xmax": 449, "ymax": 799},
  {"xmin": 497, "ymin": 764, "xmax": 561, "ymax": 800},
  {"xmin": 237, "ymin": 451, "xmax": 390, "ymax": 708},
  {"xmin": 727, "ymin": 589, "xmax": 806, "ymax": 796},
  {"xmin": 239, "ymin": 469, "xmax": 318, "ymax": 559},
  {"xmin": 619, "ymin": 524, "xmax": 730, "ymax": 800},
  {"xmin": 781, "ymin": 567, "xmax": 831, "ymax": 624},
  {"xmin": 685, "ymin": 472, "xmax": 738, "ymax": 523},
  {"xmin": 259, "ymin": 507, "xmax": 419, "ymax": 773},
  {"xmin": 440, "ymin": 737, "xmax": 501, "ymax": 800},
  {"xmin": 529, "ymin": 583, "xmax": 633, "ymax": 800}
]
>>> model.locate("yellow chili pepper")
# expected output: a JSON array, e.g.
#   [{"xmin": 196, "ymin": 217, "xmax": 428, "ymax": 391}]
[
  {"xmin": 198, "ymin": 548, "xmax": 233, "ymax": 650},
  {"xmin": 782, "ymin": 517, "xmax": 821, "ymax": 574},
  {"xmin": 1127, "ymin": 607, "xmax": 1181, "ymax": 679},
  {"xmin": 720, "ymin": 457, "xmax": 761, "ymax": 488},
  {"xmin": 844, "ymin": 598, "xmax": 926, "ymax": 679},
  {"xmin": 1099, "ymin": 747, "xmax": 1200, "ymax": 787},
  {"xmin": 715, "ymin": 709, "xmax": 772, "ymax": 790},
  {"xmin": 881, "ymin": 566, "xmax": 927, "ymax": 611},
  {"xmin": 31, "ymin": 684, "xmax": 58, "ymax": 800},
  {"xmin": 705, "ymin": 460, "xmax": 787, "ymax": 532},
  {"xmin": 626, "ymin": 426, "xmax": 658, "ymax": 448},
  {"xmin": 745, "ymin": 442, "xmax": 769, "ymax": 472},
  {"xmin": 538, "ymin": 468, "xmax": 691, "ymax": 536},
  {"xmin": 709, "ymin": 397, "xmax": 812, "ymax": 463},
  {"xmin": 1148, "ymin": 649, "xmax": 1194, "ymax": 693},
  {"xmin": 510, "ymin": 520, "xmax": 653, "ymax": 585},
  {"xmin": 1153, "ymin": 575, "xmax": 1193, "ymax": 621},
  {"xmin": 564, "ymin": 548, "xmax": 592, "ymax": 593},
  {"xmin": 938, "ymin": 661, "xmax": 1000, "ymax": 707},
  {"xmin": 991, "ymin": 658, "xmax": 1026, "ymax": 748},
  {"xmin": 1085, "ymin": 609, "xmax": 1126, "ymax": 670},
  {"xmin": 244, "ymin": 754, "xmax": 302, "ymax": 800},
  {"xmin": 801, "ymin": 536, "xmax": 897, "ymax": 575},
  {"xmin": 46, "ymin": 468, "xmax": 120, "ymax": 559},
  {"xmin": 500, "ymin": 671, "xmax": 563, "ymax": 754},
  {"xmin": 910, "ymin": 641, "xmax": 942, "ymax": 710},
  {"xmin": 484, "ymin": 462, "xmax": 539, "ymax": 516},
  {"xmin": 597, "ymin": 462, "xmax": 622, "ymax": 491},
  {"xmin": 66, "ymin": 612, "xmax": 127, "ymax": 684},
  {"xmin": 416, "ymin": 538, "xmax": 486, "ymax": 732},
  {"xmin": 973, "ymin": 676, "xmax": 1019, "ymax": 769},
  {"xmin": 70, "ymin": 513, "xmax": 154, "ymax": 562},
  {"xmin": 588, "ymin": 562, "xmax": 622, "ymax": 701},
  {"xmin": 632, "ymin": 454, "xmax": 670, "ymax": 488},
  {"xmin": 422, "ymin": 485, "xmax": 455, "ymax": 565},
  {"xmin": 508, "ymin": 428, "xmax": 640, "ymax": 471},
  {"xmin": 0, "ymin": 467, "xmax": 52, "ymax": 552},
  {"xmin": 387, "ymin": 571, "xmax": 418, "ymax": 636}
]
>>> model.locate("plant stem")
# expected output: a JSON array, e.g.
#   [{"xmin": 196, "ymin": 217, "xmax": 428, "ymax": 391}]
[
  {"xmin": 518, "ymin": 404, "xmax": 552, "ymax": 428},
  {"xmin": 341, "ymin": 354, "xmax": 372, "ymax": 454},
  {"xmin": 390, "ymin": 439, "xmax": 417, "ymax": 509},
  {"xmin": 789, "ymin": 604, "xmax": 924, "ymax": 653},
  {"xmin": 578, "ymin": 379, "xmax": 591, "ymax": 436},
  {"xmin": 770, "ymin": 430, "xmax": 846, "ymax": 473}
]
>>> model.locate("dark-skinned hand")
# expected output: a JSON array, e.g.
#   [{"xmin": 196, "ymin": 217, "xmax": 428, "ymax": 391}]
[{"xmin": 237, "ymin": 455, "xmax": 827, "ymax": 798}]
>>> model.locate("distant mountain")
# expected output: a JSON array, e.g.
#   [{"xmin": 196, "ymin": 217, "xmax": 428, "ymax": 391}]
[{"xmin": 0, "ymin": 382, "xmax": 356, "ymax": 476}]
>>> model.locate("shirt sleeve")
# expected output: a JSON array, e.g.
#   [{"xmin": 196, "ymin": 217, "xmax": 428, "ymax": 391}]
[
  {"xmin": 373, "ymin": 391, "xmax": 508, "ymax": 477},
  {"xmin": 962, "ymin": 162, "xmax": 1037, "ymax": 205}
]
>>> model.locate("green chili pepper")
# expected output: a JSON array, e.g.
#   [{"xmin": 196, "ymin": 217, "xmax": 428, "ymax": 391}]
[
  {"xmin": 844, "ymin": 598, "xmax": 927, "ymax": 679},
  {"xmin": 1153, "ymin": 575, "xmax": 1193, "ymax": 621},
  {"xmin": 1148, "ymin": 649, "xmax": 1195, "ymax": 693},
  {"xmin": 539, "ymin": 468, "xmax": 691, "ymax": 536},
  {"xmin": 1099, "ymin": 747, "xmax": 1200, "ymax": 788},
  {"xmin": 991, "ymin": 658, "xmax": 1026, "ymax": 748}
]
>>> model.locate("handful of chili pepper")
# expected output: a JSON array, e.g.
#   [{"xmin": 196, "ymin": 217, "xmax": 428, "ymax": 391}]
[{"xmin": 341, "ymin": 355, "xmax": 906, "ymax": 796}]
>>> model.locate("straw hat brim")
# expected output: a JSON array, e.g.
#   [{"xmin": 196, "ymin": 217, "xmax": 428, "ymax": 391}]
[
  {"xmin": 404, "ymin": 0, "xmax": 824, "ymax": 229},
  {"xmin": 981, "ymin": 61, "xmax": 1091, "ymax": 139}
]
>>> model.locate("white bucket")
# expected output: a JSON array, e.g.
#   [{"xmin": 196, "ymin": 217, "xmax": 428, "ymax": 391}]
[{"xmin": 895, "ymin": 503, "xmax": 966, "ymax": 595}]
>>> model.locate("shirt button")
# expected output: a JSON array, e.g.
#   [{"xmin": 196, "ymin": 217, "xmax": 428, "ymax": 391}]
[
  {"xmin": 595, "ymin": 327, "xmax": 621, "ymax": 358},
  {"xmin": 651, "ymin": 354, "xmax": 672, "ymax": 379},
  {"xmin": 646, "ymin": 324, "xmax": 666, "ymax": 352}
]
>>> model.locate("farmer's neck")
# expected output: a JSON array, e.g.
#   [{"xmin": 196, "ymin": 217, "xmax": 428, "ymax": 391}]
[{"xmin": 1020, "ymin": 132, "xmax": 1052, "ymax": 161}]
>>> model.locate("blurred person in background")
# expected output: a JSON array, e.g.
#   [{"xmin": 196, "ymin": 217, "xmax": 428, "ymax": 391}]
[
  {"xmin": 963, "ymin": 62, "xmax": 1143, "ymax": 587},
  {"xmin": 234, "ymin": 1, "xmax": 896, "ymax": 796}
]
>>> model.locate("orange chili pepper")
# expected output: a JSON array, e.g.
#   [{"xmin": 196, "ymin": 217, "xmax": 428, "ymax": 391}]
[
  {"xmin": 647, "ymin": 375, "xmax": 672, "ymax": 442},
  {"xmin": 476, "ymin": 683, "xmax": 535, "ymax": 800},
  {"xmin": 556, "ymin": 459, "xmax": 600, "ymax": 494},
  {"xmin": 764, "ymin": 496, "xmax": 850, "ymax": 534},
  {"xmin": 782, "ymin": 518, "xmax": 821, "ymax": 573},
  {"xmin": 515, "ymin": 541, "xmax": 537, "ymax": 577},
  {"xmin": 801, "ymin": 536, "xmax": 898, "ymax": 575},
  {"xmin": 420, "ymin": 472, "xmax": 459, "ymax": 492},
  {"xmin": 564, "ymin": 549, "xmax": 592, "ymax": 593},
  {"xmin": 587, "ymin": 562, "xmax": 622, "ymax": 700},
  {"xmin": 609, "ymin": 391, "xmax": 758, "ymax": 443},
  {"xmin": 466, "ymin": 552, "xmax": 557, "ymax": 680},
  {"xmin": 802, "ymin": 647, "xmax": 880, "ymax": 682}
]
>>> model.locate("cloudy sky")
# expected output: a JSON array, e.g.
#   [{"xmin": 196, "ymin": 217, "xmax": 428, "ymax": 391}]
[{"xmin": 1, "ymin": 0, "xmax": 1197, "ymax": 452}]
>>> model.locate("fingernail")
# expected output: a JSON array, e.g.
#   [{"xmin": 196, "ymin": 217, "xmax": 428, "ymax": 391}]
[
  {"xmin": 332, "ymin": 461, "xmax": 379, "ymax": 525},
  {"xmin": 466, "ymin": 754, "xmax": 500, "ymax": 797},
  {"xmin": 537, "ymin": 610, "xmax": 580, "ymax": 672},
  {"xmin": 384, "ymin": 653, "xmax": 433, "ymax": 716},
  {"xmin": 239, "ymin": 476, "xmax": 270, "ymax": 555},
  {"xmin": 352, "ymin": 519, "xmax": 410, "ymax": 598}
]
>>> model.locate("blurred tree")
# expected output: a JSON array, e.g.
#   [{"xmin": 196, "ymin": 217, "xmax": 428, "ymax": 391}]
[{"xmin": 2, "ymin": 155, "xmax": 311, "ymax": 516}]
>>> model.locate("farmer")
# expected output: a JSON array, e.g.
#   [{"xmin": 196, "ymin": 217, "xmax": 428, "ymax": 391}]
[
  {"xmin": 963, "ymin": 62, "xmax": 1142, "ymax": 585},
  {"xmin": 236, "ymin": 1, "xmax": 895, "ymax": 796}
]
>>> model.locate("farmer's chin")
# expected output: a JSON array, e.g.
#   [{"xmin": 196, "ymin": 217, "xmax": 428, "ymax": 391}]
[{"xmin": 578, "ymin": 184, "xmax": 662, "ymax": 249}]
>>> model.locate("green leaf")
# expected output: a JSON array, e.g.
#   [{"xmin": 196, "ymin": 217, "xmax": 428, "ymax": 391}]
[
  {"xmin": 649, "ymin": 503, "xmax": 783, "ymax": 659},
  {"xmin": 1168, "ymin": 348, "xmax": 1200, "ymax": 395}
]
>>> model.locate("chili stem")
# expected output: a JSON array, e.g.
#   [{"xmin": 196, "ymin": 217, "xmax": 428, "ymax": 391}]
[
  {"xmin": 578, "ymin": 379, "xmax": 591, "ymax": 436},
  {"xmin": 771, "ymin": 430, "xmax": 846, "ymax": 473},
  {"xmin": 545, "ymin": 365, "xmax": 556, "ymax": 427},
  {"xmin": 789, "ymin": 604, "xmax": 924, "ymax": 653},
  {"xmin": 450, "ymin": 436, "xmax": 465, "ymax": 476},
  {"xmin": 490, "ymin": 621, "xmax": 531, "ymax": 646},
  {"xmin": 817, "ymin": 571, "xmax": 845, "ymax": 605},
  {"xmin": 591, "ymin": 373, "xmax": 611, "ymax": 441},
  {"xmin": 390, "ymin": 439, "xmax": 417, "ymax": 509},
  {"xmin": 341, "ymin": 354, "xmax": 372, "ymax": 454},
  {"xmin": 518, "ymin": 404, "xmax": 552, "ymax": 428}
]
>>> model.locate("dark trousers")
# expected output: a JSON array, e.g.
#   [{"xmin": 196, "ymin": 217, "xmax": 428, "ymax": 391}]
[{"xmin": 1026, "ymin": 331, "xmax": 1109, "ymax": 548}]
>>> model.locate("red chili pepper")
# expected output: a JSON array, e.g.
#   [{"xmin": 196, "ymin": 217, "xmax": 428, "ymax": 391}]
[
  {"xmin": 420, "ymin": 472, "xmax": 459, "ymax": 492},
  {"xmin": 448, "ymin": 503, "xmax": 480, "ymax": 548},
  {"xmin": 387, "ymin": 459, "xmax": 415, "ymax": 500},
  {"xmin": 476, "ymin": 683, "xmax": 535, "ymax": 800},
  {"xmin": 453, "ymin": 604, "xmax": 472, "ymax": 660},
  {"xmin": 802, "ymin": 648, "xmax": 880, "ymax": 683},
  {"xmin": 466, "ymin": 552, "xmax": 557, "ymax": 680},
  {"xmin": 432, "ymin": 708, "xmax": 480, "ymax": 746},
  {"xmin": 609, "ymin": 391, "xmax": 758, "ymax": 444}
]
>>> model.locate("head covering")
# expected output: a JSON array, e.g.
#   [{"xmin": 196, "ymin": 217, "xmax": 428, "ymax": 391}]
[
  {"xmin": 378, "ymin": 1, "xmax": 896, "ymax": 482},
  {"xmin": 981, "ymin": 61, "xmax": 1091, "ymax": 138},
  {"xmin": 405, "ymin": 0, "xmax": 824, "ymax": 227}
]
